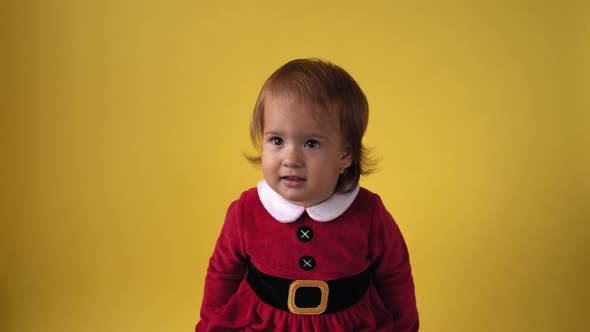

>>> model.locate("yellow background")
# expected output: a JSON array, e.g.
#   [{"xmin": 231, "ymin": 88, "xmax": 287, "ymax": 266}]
[{"xmin": 2, "ymin": 1, "xmax": 588, "ymax": 331}]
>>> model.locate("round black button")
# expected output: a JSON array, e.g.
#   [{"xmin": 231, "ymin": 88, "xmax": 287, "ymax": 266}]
[
  {"xmin": 296, "ymin": 226, "xmax": 314, "ymax": 242},
  {"xmin": 298, "ymin": 256, "xmax": 316, "ymax": 270}
]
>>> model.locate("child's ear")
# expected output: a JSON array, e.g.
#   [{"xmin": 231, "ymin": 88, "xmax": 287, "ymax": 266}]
[{"xmin": 340, "ymin": 144, "xmax": 353, "ymax": 168}]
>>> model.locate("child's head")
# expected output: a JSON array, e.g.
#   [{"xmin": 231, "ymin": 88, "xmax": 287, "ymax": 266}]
[{"xmin": 249, "ymin": 58, "xmax": 374, "ymax": 206}]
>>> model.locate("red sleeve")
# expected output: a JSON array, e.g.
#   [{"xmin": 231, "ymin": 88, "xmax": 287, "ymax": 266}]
[
  {"xmin": 196, "ymin": 199, "xmax": 247, "ymax": 332},
  {"xmin": 368, "ymin": 195, "xmax": 419, "ymax": 332}
]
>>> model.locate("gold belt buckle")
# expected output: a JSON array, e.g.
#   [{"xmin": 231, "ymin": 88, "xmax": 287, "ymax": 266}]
[{"xmin": 287, "ymin": 280, "xmax": 329, "ymax": 315}]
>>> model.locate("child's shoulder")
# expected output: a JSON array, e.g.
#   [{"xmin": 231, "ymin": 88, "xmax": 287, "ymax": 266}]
[
  {"xmin": 357, "ymin": 186, "xmax": 385, "ymax": 206},
  {"xmin": 224, "ymin": 186, "xmax": 258, "ymax": 208},
  {"xmin": 224, "ymin": 186, "xmax": 262, "ymax": 211},
  {"xmin": 238, "ymin": 186, "xmax": 260, "ymax": 202}
]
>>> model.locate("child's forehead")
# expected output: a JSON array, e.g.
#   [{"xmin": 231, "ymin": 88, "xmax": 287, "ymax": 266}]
[{"xmin": 263, "ymin": 101, "xmax": 342, "ymax": 140}]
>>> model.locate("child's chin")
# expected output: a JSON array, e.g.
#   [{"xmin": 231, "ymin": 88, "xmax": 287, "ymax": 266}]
[{"xmin": 279, "ymin": 192, "xmax": 308, "ymax": 206}]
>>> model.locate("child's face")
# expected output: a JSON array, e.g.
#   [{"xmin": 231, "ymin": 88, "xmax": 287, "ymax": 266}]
[{"xmin": 261, "ymin": 96, "xmax": 353, "ymax": 207}]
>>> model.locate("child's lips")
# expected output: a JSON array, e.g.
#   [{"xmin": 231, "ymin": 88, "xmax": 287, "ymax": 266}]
[
  {"xmin": 281, "ymin": 176, "xmax": 306, "ymax": 187},
  {"xmin": 281, "ymin": 176, "xmax": 305, "ymax": 181}
]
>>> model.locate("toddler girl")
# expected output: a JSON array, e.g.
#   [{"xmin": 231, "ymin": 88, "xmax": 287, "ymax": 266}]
[{"xmin": 196, "ymin": 58, "xmax": 419, "ymax": 331}]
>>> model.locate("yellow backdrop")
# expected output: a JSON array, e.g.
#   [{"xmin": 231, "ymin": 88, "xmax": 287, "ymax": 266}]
[{"xmin": 2, "ymin": 1, "xmax": 588, "ymax": 331}]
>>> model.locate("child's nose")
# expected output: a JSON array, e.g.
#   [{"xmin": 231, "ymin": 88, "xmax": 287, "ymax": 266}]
[{"xmin": 282, "ymin": 146, "xmax": 303, "ymax": 168}]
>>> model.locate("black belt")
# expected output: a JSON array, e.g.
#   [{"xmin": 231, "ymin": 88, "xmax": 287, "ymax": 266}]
[{"xmin": 246, "ymin": 261, "xmax": 371, "ymax": 315}]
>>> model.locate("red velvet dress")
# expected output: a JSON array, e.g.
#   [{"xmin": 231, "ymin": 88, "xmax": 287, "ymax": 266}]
[{"xmin": 196, "ymin": 181, "xmax": 419, "ymax": 331}]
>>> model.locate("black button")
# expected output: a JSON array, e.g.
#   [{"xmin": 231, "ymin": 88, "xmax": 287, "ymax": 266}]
[
  {"xmin": 296, "ymin": 226, "xmax": 314, "ymax": 242},
  {"xmin": 298, "ymin": 256, "xmax": 316, "ymax": 270}
]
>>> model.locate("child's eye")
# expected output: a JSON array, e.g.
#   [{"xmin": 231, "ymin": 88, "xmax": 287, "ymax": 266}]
[
  {"xmin": 270, "ymin": 137, "xmax": 284, "ymax": 146},
  {"xmin": 304, "ymin": 140, "xmax": 320, "ymax": 149}
]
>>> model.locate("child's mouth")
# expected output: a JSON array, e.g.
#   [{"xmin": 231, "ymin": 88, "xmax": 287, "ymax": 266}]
[{"xmin": 281, "ymin": 176, "xmax": 305, "ymax": 187}]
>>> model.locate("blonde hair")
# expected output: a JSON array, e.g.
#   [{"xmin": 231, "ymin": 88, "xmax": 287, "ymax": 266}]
[{"xmin": 247, "ymin": 58, "xmax": 377, "ymax": 192}]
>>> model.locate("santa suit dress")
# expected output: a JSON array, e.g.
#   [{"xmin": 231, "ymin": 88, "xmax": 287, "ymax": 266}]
[{"xmin": 196, "ymin": 180, "xmax": 419, "ymax": 331}]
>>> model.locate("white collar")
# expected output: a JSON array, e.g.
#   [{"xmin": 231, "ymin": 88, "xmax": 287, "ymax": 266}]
[{"xmin": 256, "ymin": 179, "xmax": 360, "ymax": 223}]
